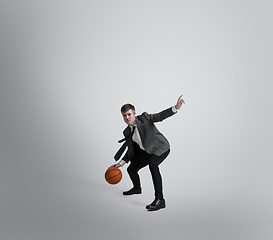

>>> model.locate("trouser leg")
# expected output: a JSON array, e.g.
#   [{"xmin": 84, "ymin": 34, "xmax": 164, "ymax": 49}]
[
  {"xmin": 148, "ymin": 149, "xmax": 170, "ymax": 200},
  {"xmin": 127, "ymin": 149, "xmax": 150, "ymax": 189}
]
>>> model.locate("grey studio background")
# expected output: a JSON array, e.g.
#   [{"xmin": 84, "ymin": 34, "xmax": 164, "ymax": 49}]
[{"xmin": 0, "ymin": 1, "xmax": 272, "ymax": 240}]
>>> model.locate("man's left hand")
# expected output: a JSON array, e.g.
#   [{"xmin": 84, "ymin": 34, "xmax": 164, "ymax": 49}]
[{"xmin": 175, "ymin": 95, "xmax": 185, "ymax": 110}]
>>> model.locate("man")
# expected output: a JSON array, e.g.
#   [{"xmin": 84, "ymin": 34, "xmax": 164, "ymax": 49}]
[{"xmin": 113, "ymin": 95, "xmax": 185, "ymax": 211}]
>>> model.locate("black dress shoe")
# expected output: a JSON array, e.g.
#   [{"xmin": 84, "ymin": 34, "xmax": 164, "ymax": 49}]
[
  {"xmin": 146, "ymin": 198, "xmax": 166, "ymax": 211},
  {"xmin": 123, "ymin": 187, "xmax": 142, "ymax": 195}
]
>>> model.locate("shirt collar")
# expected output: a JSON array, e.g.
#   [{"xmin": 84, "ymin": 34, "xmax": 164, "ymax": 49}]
[{"xmin": 129, "ymin": 122, "xmax": 137, "ymax": 129}]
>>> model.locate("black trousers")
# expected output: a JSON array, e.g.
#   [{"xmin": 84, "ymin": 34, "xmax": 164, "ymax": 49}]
[{"xmin": 127, "ymin": 142, "xmax": 170, "ymax": 200}]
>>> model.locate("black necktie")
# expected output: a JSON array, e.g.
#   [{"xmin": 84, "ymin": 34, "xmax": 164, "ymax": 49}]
[{"xmin": 114, "ymin": 126, "xmax": 135, "ymax": 161}]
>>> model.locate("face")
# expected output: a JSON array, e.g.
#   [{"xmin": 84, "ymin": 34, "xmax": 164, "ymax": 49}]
[{"xmin": 122, "ymin": 109, "xmax": 136, "ymax": 126}]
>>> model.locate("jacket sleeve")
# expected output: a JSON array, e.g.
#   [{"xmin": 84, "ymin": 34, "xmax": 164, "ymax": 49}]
[
  {"xmin": 121, "ymin": 127, "xmax": 132, "ymax": 163},
  {"xmin": 122, "ymin": 150, "xmax": 130, "ymax": 163},
  {"xmin": 142, "ymin": 107, "xmax": 176, "ymax": 123}
]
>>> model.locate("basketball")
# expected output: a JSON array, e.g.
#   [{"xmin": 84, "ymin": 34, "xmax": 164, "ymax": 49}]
[{"xmin": 105, "ymin": 166, "xmax": 122, "ymax": 185}]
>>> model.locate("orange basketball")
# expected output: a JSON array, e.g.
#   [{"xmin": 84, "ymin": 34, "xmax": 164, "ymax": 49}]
[{"xmin": 105, "ymin": 166, "xmax": 122, "ymax": 185}]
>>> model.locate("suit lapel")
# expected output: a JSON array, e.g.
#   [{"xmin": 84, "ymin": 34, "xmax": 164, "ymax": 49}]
[
  {"xmin": 124, "ymin": 125, "xmax": 131, "ymax": 137},
  {"xmin": 135, "ymin": 117, "xmax": 145, "ymax": 142}
]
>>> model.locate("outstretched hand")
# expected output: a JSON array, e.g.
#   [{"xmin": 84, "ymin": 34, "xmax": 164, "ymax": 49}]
[
  {"xmin": 175, "ymin": 95, "xmax": 185, "ymax": 110},
  {"xmin": 111, "ymin": 163, "xmax": 121, "ymax": 168}
]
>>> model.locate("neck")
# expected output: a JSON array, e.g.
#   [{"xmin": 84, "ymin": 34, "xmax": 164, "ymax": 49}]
[{"xmin": 129, "ymin": 120, "xmax": 135, "ymax": 127}]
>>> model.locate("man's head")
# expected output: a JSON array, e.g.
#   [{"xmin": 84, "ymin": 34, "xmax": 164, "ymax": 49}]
[{"xmin": 121, "ymin": 104, "xmax": 136, "ymax": 126}]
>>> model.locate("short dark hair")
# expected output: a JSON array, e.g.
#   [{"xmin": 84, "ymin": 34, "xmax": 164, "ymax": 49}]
[{"xmin": 121, "ymin": 103, "xmax": 135, "ymax": 113}]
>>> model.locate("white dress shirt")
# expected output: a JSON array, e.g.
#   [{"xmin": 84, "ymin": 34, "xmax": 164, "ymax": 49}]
[{"xmin": 118, "ymin": 106, "xmax": 178, "ymax": 167}]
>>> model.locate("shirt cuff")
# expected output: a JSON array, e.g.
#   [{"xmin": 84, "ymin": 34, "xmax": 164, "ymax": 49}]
[
  {"xmin": 172, "ymin": 106, "xmax": 178, "ymax": 113},
  {"xmin": 118, "ymin": 160, "xmax": 126, "ymax": 167}
]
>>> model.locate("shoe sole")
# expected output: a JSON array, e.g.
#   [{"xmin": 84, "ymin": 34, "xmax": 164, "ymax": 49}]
[
  {"xmin": 147, "ymin": 205, "xmax": 166, "ymax": 211},
  {"xmin": 123, "ymin": 191, "xmax": 142, "ymax": 195}
]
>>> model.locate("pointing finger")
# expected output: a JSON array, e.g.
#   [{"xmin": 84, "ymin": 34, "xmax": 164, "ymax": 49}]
[{"xmin": 178, "ymin": 95, "xmax": 183, "ymax": 101}]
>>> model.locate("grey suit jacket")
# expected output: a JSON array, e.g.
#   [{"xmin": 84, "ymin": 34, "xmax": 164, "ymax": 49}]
[{"xmin": 121, "ymin": 107, "xmax": 176, "ymax": 163}]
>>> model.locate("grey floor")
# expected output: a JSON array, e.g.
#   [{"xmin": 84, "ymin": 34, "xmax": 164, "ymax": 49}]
[{"xmin": 1, "ymin": 1, "xmax": 272, "ymax": 240}]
